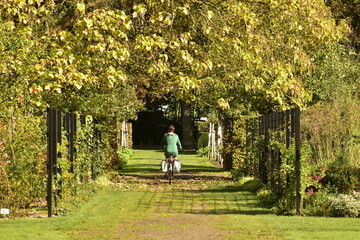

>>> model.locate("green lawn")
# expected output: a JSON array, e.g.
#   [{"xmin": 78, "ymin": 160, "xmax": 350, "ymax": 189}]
[{"xmin": 1, "ymin": 149, "xmax": 359, "ymax": 239}]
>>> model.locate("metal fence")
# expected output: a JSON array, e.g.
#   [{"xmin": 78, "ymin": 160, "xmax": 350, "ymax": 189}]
[
  {"xmin": 245, "ymin": 107, "xmax": 301, "ymax": 215},
  {"xmin": 47, "ymin": 108, "xmax": 100, "ymax": 217}
]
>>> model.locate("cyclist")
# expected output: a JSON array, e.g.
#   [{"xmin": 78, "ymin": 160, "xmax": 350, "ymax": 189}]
[{"xmin": 161, "ymin": 125, "xmax": 182, "ymax": 159}]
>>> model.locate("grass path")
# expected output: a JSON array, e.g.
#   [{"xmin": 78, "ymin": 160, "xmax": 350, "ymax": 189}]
[{"xmin": 1, "ymin": 149, "xmax": 360, "ymax": 239}]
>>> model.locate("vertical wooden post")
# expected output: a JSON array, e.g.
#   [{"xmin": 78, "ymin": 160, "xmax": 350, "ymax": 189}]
[
  {"xmin": 216, "ymin": 118, "xmax": 223, "ymax": 166},
  {"xmin": 295, "ymin": 107, "xmax": 301, "ymax": 216}
]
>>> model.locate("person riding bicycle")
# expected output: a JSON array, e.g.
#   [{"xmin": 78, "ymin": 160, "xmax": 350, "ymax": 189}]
[{"xmin": 161, "ymin": 125, "xmax": 182, "ymax": 159}]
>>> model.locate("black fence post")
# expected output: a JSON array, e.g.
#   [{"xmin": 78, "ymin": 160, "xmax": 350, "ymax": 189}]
[
  {"xmin": 47, "ymin": 109, "xmax": 54, "ymax": 217},
  {"xmin": 295, "ymin": 107, "xmax": 301, "ymax": 216},
  {"xmin": 56, "ymin": 110, "xmax": 62, "ymax": 206},
  {"xmin": 47, "ymin": 108, "xmax": 61, "ymax": 217},
  {"xmin": 65, "ymin": 112, "xmax": 76, "ymax": 173}
]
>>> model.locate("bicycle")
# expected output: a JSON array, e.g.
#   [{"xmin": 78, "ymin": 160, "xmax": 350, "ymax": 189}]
[{"xmin": 166, "ymin": 154, "xmax": 175, "ymax": 185}]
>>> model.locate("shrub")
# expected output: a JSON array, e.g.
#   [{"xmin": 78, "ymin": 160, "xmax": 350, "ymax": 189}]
[
  {"xmin": 302, "ymin": 188, "xmax": 334, "ymax": 216},
  {"xmin": 302, "ymin": 99, "xmax": 360, "ymax": 167},
  {"xmin": 256, "ymin": 189, "xmax": 277, "ymax": 207},
  {"xmin": 197, "ymin": 146, "xmax": 210, "ymax": 158},
  {"xmin": 0, "ymin": 114, "xmax": 47, "ymax": 211},
  {"xmin": 196, "ymin": 132, "xmax": 208, "ymax": 150},
  {"xmin": 325, "ymin": 166, "xmax": 358, "ymax": 194},
  {"xmin": 327, "ymin": 192, "xmax": 360, "ymax": 218},
  {"xmin": 117, "ymin": 147, "xmax": 134, "ymax": 169},
  {"xmin": 237, "ymin": 177, "xmax": 263, "ymax": 193}
]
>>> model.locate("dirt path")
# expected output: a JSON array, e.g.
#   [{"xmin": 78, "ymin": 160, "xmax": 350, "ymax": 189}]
[
  {"xmin": 95, "ymin": 150, "xmax": 275, "ymax": 239},
  {"xmin": 107, "ymin": 173, "xmax": 271, "ymax": 240}
]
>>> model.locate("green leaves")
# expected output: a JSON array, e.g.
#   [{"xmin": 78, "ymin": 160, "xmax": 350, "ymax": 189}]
[{"xmin": 0, "ymin": 0, "xmax": 356, "ymax": 119}]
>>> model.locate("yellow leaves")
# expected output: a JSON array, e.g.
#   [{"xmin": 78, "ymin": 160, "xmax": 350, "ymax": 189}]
[
  {"xmin": 178, "ymin": 4, "xmax": 190, "ymax": 15},
  {"xmin": 44, "ymin": 83, "xmax": 62, "ymax": 94},
  {"xmin": 204, "ymin": 27, "xmax": 212, "ymax": 35},
  {"xmin": 111, "ymin": 49, "xmax": 128, "ymax": 62},
  {"xmin": 269, "ymin": 0, "xmax": 280, "ymax": 8},
  {"xmin": 75, "ymin": 9, "xmax": 131, "ymax": 43},
  {"xmin": 180, "ymin": 50, "xmax": 194, "ymax": 64},
  {"xmin": 135, "ymin": 34, "xmax": 167, "ymax": 51},
  {"xmin": 103, "ymin": 67, "xmax": 127, "ymax": 87},
  {"xmin": 83, "ymin": 18, "xmax": 93, "ymax": 29},
  {"xmin": 150, "ymin": 11, "xmax": 173, "ymax": 26},
  {"xmin": 58, "ymin": 30, "xmax": 75, "ymax": 44},
  {"xmin": 133, "ymin": 4, "xmax": 147, "ymax": 18},
  {"xmin": 3, "ymin": 21, "xmax": 15, "ymax": 31},
  {"xmin": 207, "ymin": 10, "xmax": 214, "ymax": 20},
  {"xmin": 169, "ymin": 40, "xmax": 180, "ymax": 49},
  {"xmin": 148, "ymin": 54, "xmax": 170, "ymax": 75},
  {"xmin": 180, "ymin": 32, "xmax": 190, "ymax": 45},
  {"xmin": 244, "ymin": 77, "xmax": 266, "ymax": 93},
  {"xmin": 222, "ymin": 26, "xmax": 230, "ymax": 36},
  {"xmin": 217, "ymin": 98, "xmax": 230, "ymax": 110},
  {"xmin": 96, "ymin": 43, "xmax": 106, "ymax": 53},
  {"xmin": 175, "ymin": 73, "xmax": 197, "ymax": 91},
  {"xmin": 76, "ymin": 3, "xmax": 86, "ymax": 15}
]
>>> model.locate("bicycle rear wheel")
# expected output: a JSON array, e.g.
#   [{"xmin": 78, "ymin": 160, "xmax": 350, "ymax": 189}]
[{"xmin": 168, "ymin": 163, "xmax": 174, "ymax": 185}]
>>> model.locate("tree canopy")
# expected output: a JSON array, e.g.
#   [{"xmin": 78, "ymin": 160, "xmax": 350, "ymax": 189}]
[{"xmin": 0, "ymin": 0, "xmax": 358, "ymax": 119}]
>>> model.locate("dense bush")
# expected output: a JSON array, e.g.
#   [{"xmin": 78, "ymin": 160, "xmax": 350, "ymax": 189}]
[
  {"xmin": 303, "ymin": 190, "xmax": 360, "ymax": 218},
  {"xmin": 256, "ymin": 189, "xmax": 277, "ymax": 207},
  {"xmin": 237, "ymin": 177, "xmax": 263, "ymax": 193},
  {"xmin": 299, "ymin": 100, "xmax": 360, "ymax": 216},
  {"xmin": 117, "ymin": 147, "xmax": 134, "ymax": 169},
  {"xmin": 196, "ymin": 132, "xmax": 209, "ymax": 150},
  {"xmin": 0, "ymin": 113, "xmax": 47, "ymax": 211},
  {"xmin": 224, "ymin": 116, "xmax": 246, "ymax": 171},
  {"xmin": 197, "ymin": 146, "xmax": 210, "ymax": 158},
  {"xmin": 325, "ymin": 166, "xmax": 359, "ymax": 194},
  {"xmin": 327, "ymin": 192, "xmax": 360, "ymax": 218}
]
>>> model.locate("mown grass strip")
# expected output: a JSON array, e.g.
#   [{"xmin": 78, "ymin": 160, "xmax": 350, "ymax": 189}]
[{"xmin": 1, "ymin": 150, "xmax": 360, "ymax": 239}]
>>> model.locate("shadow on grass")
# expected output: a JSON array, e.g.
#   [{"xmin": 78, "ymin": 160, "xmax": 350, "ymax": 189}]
[
  {"xmin": 186, "ymin": 209, "xmax": 271, "ymax": 215},
  {"xmin": 118, "ymin": 173, "xmax": 230, "ymax": 181},
  {"xmin": 181, "ymin": 164, "xmax": 224, "ymax": 173},
  {"xmin": 187, "ymin": 185, "xmax": 245, "ymax": 193},
  {"xmin": 132, "ymin": 184, "xmax": 271, "ymax": 216},
  {"xmin": 121, "ymin": 161, "xmax": 225, "ymax": 176},
  {"xmin": 120, "ymin": 164, "xmax": 161, "ymax": 175}
]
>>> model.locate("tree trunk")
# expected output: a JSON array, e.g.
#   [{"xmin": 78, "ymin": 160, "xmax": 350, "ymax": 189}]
[
  {"xmin": 181, "ymin": 101, "xmax": 194, "ymax": 148},
  {"xmin": 109, "ymin": 117, "xmax": 119, "ymax": 170},
  {"xmin": 222, "ymin": 117, "xmax": 233, "ymax": 170}
]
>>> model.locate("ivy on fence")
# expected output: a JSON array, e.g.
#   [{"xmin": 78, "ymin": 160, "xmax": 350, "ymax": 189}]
[
  {"xmin": 245, "ymin": 108, "xmax": 301, "ymax": 215},
  {"xmin": 47, "ymin": 108, "xmax": 105, "ymax": 217}
]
